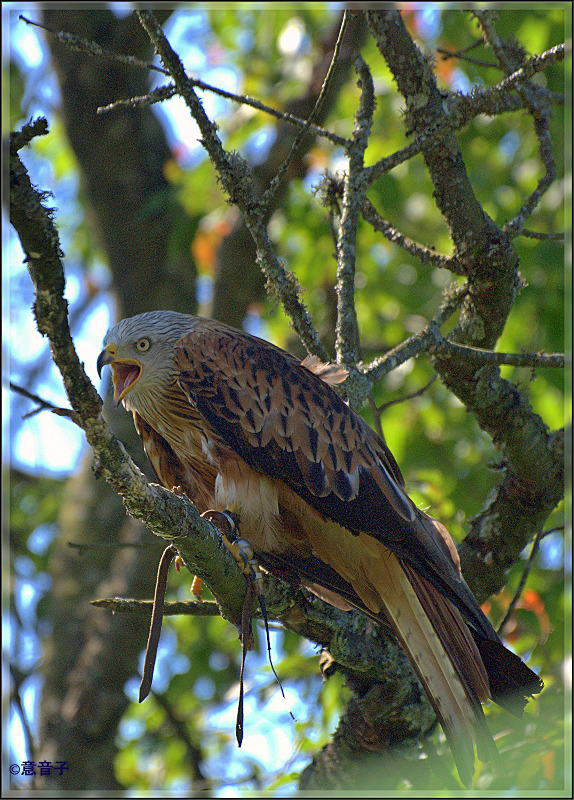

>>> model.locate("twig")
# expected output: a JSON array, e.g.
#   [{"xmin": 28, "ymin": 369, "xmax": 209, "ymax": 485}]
[
  {"xmin": 377, "ymin": 375, "xmax": 438, "ymax": 413},
  {"xmin": 474, "ymin": 12, "xmax": 561, "ymax": 237},
  {"xmin": 474, "ymin": 39, "xmax": 568, "ymax": 99},
  {"xmin": 20, "ymin": 14, "xmax": 169, "ymax": 74},
  {"xmin": 137, "ymin": 10, "xmax": 328, "ymax": 361},
  {"xmin": 365, "ymin": 40, "xmax": 568, "ymax": 187},
  {"xmin": 9, "ymin": 381, "xmax": 77, "ymax": 421},
  {"xmin": 363, "ymin": 284, "xmax": 468, "ymax": 385},
  {"xmin": 497, "ymin": 528, "xmax": 544, "ymax": 635},
  {"xmin": 428, "ymin": 334, "xmax": 565, "ymax": 369},
  {"xmin": 22, "ymin": 12, "xmax": 350, "ymax": 148},
  {"xmin": 335, "ymin": 55, "xmax": 375, "ymax": 367},
  {"xmin": 520, "ymin": 229, "xmax": 564, "ymax": 240},
  {"xmin": 437, "ymin": 47, "xmax": 498, "ymax": 69},
  {"xmin": 443, "ymin": 39, "xmax": 485, "ymax": 56},
  {"xmin": 362, "ymin": 294, "xmax": 563, "ymax": 388},
  {"xmin": 97, "ymin": 81, "xmax": 350, "ymax": 148},
  {"xmin": 262, "ymin": 11, "xmax": 350, "ymax": 209},
  {"xmin": 361, "ymin": 197, "xmax": 466, "ymax": 275},
  {"xmin": 68, "ymin": 541, "xmax": 150, "ymax": 551},
  {"xmin": 91, "ymin": 597, "xmax": 221, "ymax": 616}
]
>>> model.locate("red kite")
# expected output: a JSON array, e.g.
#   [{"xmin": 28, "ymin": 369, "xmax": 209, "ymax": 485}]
[{"xmin": 98, "ymin": 311, "xmax": 542, "ymax": 782}]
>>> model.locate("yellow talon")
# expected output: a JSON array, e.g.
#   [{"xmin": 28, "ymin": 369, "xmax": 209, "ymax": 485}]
[{"xmin": 174, "ymin": 555, "xmax": 185, "ymax": 572}]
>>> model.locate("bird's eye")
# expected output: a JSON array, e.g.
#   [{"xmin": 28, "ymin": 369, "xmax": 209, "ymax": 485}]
[{"xmin": 135, "ymin": 337, "xmax": 151, "ymax": 353}]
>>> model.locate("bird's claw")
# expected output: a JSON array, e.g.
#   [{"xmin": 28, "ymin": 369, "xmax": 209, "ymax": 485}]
[{"xmin": 200, "ymin": 509, "xmax": 263, "ymax": 590}]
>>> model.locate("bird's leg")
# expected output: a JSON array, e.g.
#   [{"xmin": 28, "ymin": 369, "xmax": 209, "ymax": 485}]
[
  {"xmin": 200, "ymin": 509, "xmax": 263, "ymax": 592},
  {"xmin": 200, "ymin": 509, "xmax": 291, "ymax": 724},
  {"xmin": 200, "ymin": 509, "xmax": 256, "ymax": 650},
  {"xmin": 201, "ymin": 509, "xmax": 259, "ymax": 746}
]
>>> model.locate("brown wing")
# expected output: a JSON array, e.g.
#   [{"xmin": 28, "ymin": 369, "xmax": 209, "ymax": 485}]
[
  {"xmin": 173, "ymin": 323, "xmax": 505, "ymax": 643},
  {"xmin": 176, "ymin": 322, "xmax": 412, "ymax": 512}
]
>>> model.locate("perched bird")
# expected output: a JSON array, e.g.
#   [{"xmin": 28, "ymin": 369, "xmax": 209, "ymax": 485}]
[{"xmin": 97, "ymin": 310, "xmax": 542, "ymax": 783}]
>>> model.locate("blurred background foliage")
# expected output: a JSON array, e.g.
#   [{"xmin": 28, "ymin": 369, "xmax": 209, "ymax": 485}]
[{"xmin": 6, "ymin": 4, "xmax": 569, "ymax": 795}]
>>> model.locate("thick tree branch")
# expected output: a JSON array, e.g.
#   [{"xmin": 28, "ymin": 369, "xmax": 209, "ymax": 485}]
[{"xmin": 10, "ymin": 119, "xmax": 247, "ymax": 625}]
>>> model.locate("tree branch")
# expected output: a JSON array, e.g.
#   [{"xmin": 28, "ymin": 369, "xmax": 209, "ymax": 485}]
[
  {"xmin": 97, "ymin": 80, "xmax": 350, "ymax": 147},
  {"xmin": 334, "ymin": 56, "xmax": 374, "ymax": 370},
  {"xmin": 474, "ymin": 11, "xmax": 560, "ymax": 237},
  {"xmin": 262, "ymin": 10, "xmax": 351, "ymax": 208},
  {"xmin": 136, "ymin": 10, "xmax": 328, "ymax": 361},
  {"xmin": 10, "ymin": 118, "xmax": 247, "ymax": 626}
]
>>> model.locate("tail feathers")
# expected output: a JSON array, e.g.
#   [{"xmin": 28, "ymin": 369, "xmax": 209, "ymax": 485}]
[
  {"xmin": 473, "ymin": 636, "xmax": 544, "ymax": 715},
  {"xmin": 402, "ymin": 564, "xmax": 500, "ymax": 769},
  {"xmin": 362, "ymin": 550, "xmax": 490, "ymax": 785}
]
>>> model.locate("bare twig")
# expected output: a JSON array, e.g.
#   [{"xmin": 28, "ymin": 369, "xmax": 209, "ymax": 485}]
[
  {"xmin": 361, "ymin": 197, "xmax": 466, "ymax": 275},
  {"xmin": 497, "ymin": 528, "xmax": 544, "ymax": 636},
  {"xmin": 439, "ymin": 52, "xmax": 498, "ymax": 69},
  {"xmin": 9, "ymin": 381, "xmax": 77, "ymax": 421},
  {"xmin": 262, "ymin": 11, "xmax": 350, "ymax": 208},
  {"xmin": 67, "ymin": 541, "xmax": 151, "ymax": 551},
  {"xmin": 520, "ymin": 229, "xmax": 564, "ymax": 240},
  {"xmin": 473, "ymin": 39, "xmax": 568, "ymax": 99},
  {"xmin": 362, "ymin": 299, "xmax": 563, "ymax": 388},
  {"xmin": 20, "ymin": 14, "xmax": 169, "ymax": 74},
  {"xmin": 377, "ymin": 375, "xmax": 438, "ymax": 413},
  {"xmin": 22, "ymin": 12, "xmax": 350, "ymax": 148},
  {"xmin": 137, "ymin": 10, "xmax": 328, "ymax": 362},
  {"xmin": 474, "ymin": 12, "xmax": 562, "ymax": 237},
  {"xmin": 91, "ymin": 597, "xmax": 221, "ymax": 616},
  {"xmin": 363, "ymin": 285, "xmax": 468, "ymax": 385},
  {"xmin": 428, "ymin": 334, "xmax": 565, "ymax": 369},
  {"xmin": 365, "ymin": 40, "xmax": 568, "ymax": 188},
  {"xmin": 97, "ymin": 81, "xmax": 350, "ymax": 148},
  {"xmin": 335, "ymin": 55, "xmax": 375, "ymax": 368}
]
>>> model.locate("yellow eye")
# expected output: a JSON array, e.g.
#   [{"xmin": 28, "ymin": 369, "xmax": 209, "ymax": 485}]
[{"xmin": 135, "ymin": 337, "xmax": 151, "ymax": 353}]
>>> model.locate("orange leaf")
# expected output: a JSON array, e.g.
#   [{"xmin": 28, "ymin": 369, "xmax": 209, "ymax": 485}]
[{"xmin": 543, "ymin": 749, "xmax": 555, "ymax": 781}]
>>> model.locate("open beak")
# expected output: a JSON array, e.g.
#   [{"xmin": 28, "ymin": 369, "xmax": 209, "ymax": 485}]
[{"xmin": 97, "ymin": 345, "xmax": 142, "ymax": 405}]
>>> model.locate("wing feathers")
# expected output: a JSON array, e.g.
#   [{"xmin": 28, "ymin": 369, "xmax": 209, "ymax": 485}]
[
  {"xmin": 300, "ymin": 354, "xmax": 349, "ymax": 385},
  {"xmin": 176, "ymin": 326, "xmax": 414, "ymax": 525}
]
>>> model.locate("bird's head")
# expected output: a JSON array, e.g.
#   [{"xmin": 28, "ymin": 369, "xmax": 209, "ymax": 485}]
[{"xmin": 97, "ymin": 311, "xmax": 198, "ymax": 408}]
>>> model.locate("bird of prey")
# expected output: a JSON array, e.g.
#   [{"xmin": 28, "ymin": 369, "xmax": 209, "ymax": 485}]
[{"xmin": 97, "ymin": 310, "xmax": 542, "ymax": 783}]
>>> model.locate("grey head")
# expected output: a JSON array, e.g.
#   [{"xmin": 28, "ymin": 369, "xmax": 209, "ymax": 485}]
[{"xmin": 97, "ymin": 310, "xmax": 200, "ymax": 409}]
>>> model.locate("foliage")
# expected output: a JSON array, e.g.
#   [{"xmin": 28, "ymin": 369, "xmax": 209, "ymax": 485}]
[{"xmin": 8, "ymin": 5, "xmax": 568, "ymax": 795}]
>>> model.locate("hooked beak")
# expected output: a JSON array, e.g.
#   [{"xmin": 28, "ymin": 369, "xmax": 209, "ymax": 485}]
[{"xmin": 97, "ymin": 345, "xmax": 142, "ymax": 405}]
